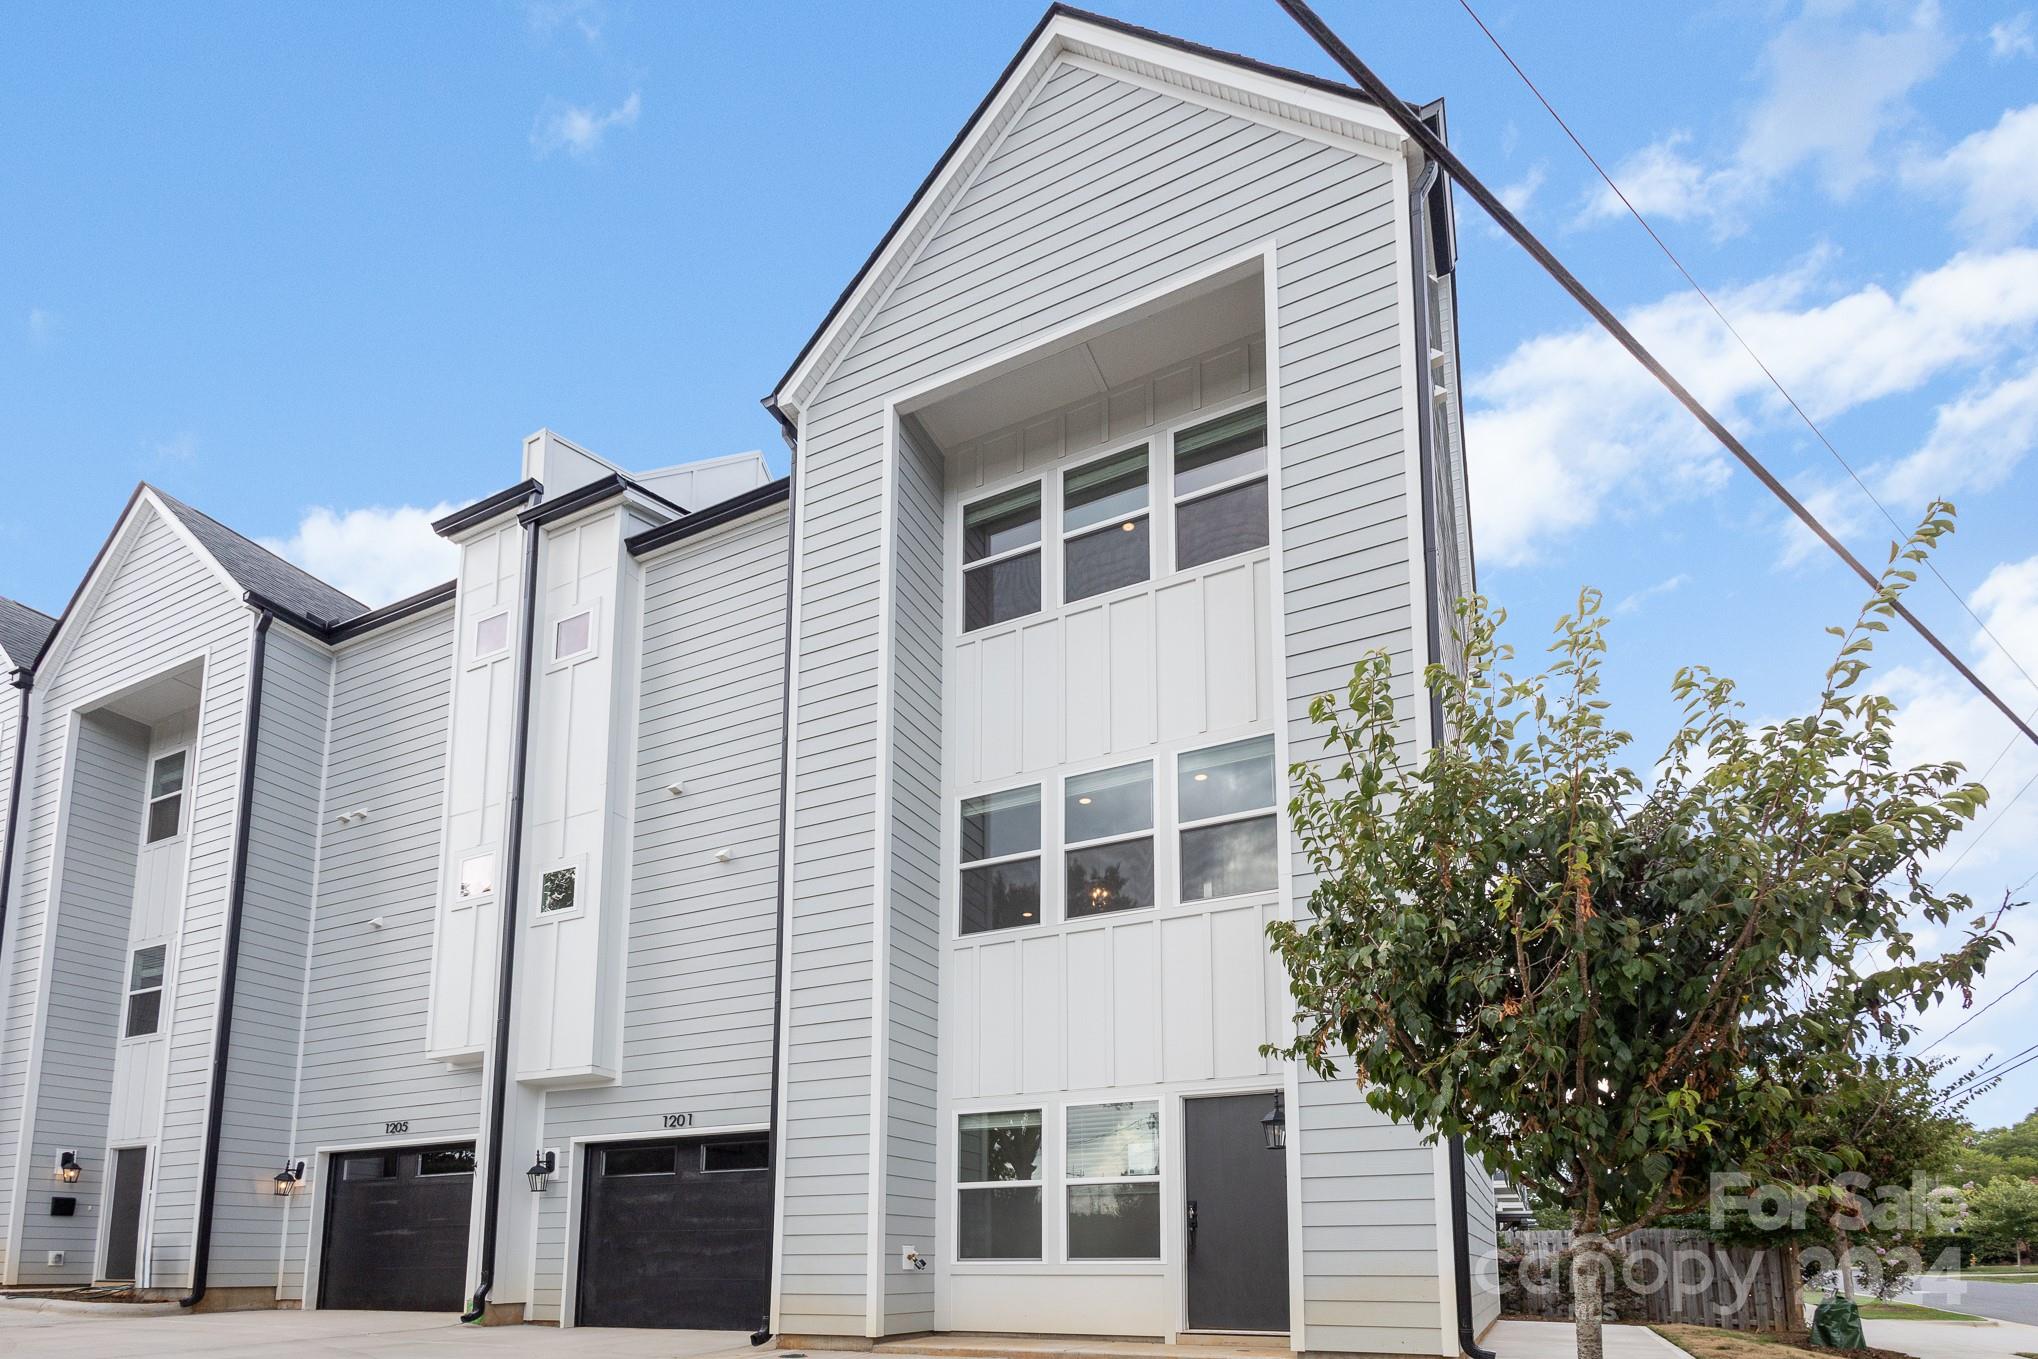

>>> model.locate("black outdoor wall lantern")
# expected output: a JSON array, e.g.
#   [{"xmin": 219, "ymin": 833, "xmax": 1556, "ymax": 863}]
[
  {"xmin": 1261, "ymin": 1092, "xmax": 1286, "ymax": 1151},
  {"xmin": 527, "ymin": 1149, "xmax": 556, "ymax": 1192}
]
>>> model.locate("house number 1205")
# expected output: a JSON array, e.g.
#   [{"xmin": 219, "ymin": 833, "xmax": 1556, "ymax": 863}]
[{"xmin": 661, "ymin": 1113, "xmax": 692, "ymax": 1129}]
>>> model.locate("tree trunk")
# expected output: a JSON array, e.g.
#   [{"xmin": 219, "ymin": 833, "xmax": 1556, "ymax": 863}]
[{"xmin": 1572, "ymin": 1232, "xmax": 1607, "ymax": 1359}]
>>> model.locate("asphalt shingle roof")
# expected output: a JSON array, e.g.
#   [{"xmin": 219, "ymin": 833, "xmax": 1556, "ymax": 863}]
[
  {"xmin": 0, "ymin": 596, "xmax": 55, "ymax": 668},
  {"xmin": 151, "ymin": 488, "xmax": 368, "ymax": 628}
]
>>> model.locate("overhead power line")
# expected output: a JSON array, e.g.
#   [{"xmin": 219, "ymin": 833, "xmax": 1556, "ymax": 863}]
[
  {"xmin": 1921, "ymin": 961, "xmax": 2038, "ymax": 1055},
  {"xmin": 1267, "ymin": 0, "xmax": 2038, "ymax": 753},
  {"xmin": 1450, "ymin": 0, "xmax": 2038, "ymax": 710}
]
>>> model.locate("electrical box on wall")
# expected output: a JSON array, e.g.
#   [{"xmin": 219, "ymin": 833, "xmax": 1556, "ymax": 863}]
[{"xmin": 50, "ymin": 1196, "xmax": 75, "ymax": 1217}]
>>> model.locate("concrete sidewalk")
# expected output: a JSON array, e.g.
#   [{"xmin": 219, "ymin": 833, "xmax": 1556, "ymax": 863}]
[{"xmin": 1481, "ymin": 1320, "xmax": 1685, "ymax": 1357}]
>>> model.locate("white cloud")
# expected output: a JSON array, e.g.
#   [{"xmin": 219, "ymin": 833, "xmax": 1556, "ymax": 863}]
[
  {"xmin": 1991, "ymin": 13, "xmax": 2036, "ymax": 59},
  {"xmin": 1466, "ymin": 246, "xmax": 2038, "ymax": 565},
  {"xmin": 1578, "ymin": 2, "xmax": 1950, "ymax": 230},
  {"xmin": 1613, "ymin": 573, "xmax": 1691, "ymax": 616},
  {"xmin": 1905, "ymin": 104, "xmax": 2038, "ymax": 245},
  {"xmin": 1579, "ymin": 135, "xmax": 1716, "ymax": 227},
  {"xmin": 26, "ymin": 307, "xmax": 55, "ymax": 346},
  {"xmin": 152, "ymin": 431, "xmax": 199, "ymax": 463},
  {"xmin": 1496, "ymin": 164, "xmax": 1546, "ymax": 216},
  {"xmin": 525, "ymin": 0, "xmax": 603, "ymax": 45},
  {"xmin": 531, "ymin": 91, "xmax": 640, "ymax": 159},
  {"xmin": 260, "ymin": 503, "xmax": 459, "ymax": 608}
]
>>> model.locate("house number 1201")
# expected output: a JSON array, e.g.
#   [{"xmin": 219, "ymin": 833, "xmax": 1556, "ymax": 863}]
[{"xmin": 661, "ymin": 1113, "xmax": 692, "ymax": 1129}]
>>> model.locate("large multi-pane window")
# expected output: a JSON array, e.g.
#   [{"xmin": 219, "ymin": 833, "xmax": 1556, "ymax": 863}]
[
  {"xmin": 962, "ymin": 485, "xmax": 1042, "ymax": 631},
  {"xmin": 959, "ymin": 785, "xmax": 1041, "ymax": 935},
  {"xmin": 1065, "ymin": 1102, "xmax": 1161, "ymax": 1260},
  {"xmin": 1063, "ymin": 762, "xmax": 1153, "ymax": 920},
  {"xmin": 1172, "ymin": 405, "xmax": 1269, "ymax": 570},
  {"xmin": 957, "ymin": 1109, "xmax": 1043, "ymax": 1260},
  {"xmin": 1178, "ymin": 735, "xmax": 1279, "ymax": 901},
  {"xmin": 1062, "ymin": 446, "xmax": 1149, "ymax": 602}
]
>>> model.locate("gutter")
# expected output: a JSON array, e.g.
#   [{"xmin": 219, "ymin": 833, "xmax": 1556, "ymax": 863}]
[
  {"xmin": 1408, "ymin": 154, "xmax": 1498, "ymax": 1359},
  {"xmin": 181, "ymin": 604, "xmax": 276, "ymax": 1309},
  {"xmin": 0, "ymin": 667, "xmax": 32, "ymax": 966},
  {"xmin": 750, "ymin": 468, "xmax": 799, "ymax": 1348},
  {"xmin": 626, "ymin": 478, "xmax": 791, "ymax": 558},
  {"xmin": 462, "ymin": 486, "xmax": 545, "ymax": 1324}
]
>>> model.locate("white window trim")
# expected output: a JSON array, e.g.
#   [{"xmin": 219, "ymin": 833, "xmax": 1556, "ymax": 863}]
[
  {"xmin": 954, "ymin": 1106, "xmax": 1048, "ymax": 1264},
  {"xmin": 951, "ymin": 391, "xmax": 1271, "ymax": 642},
  {"xmin": 1060, "ymin": 441, "xmax": 1153, "ymax": 606},
  {"xmin": 453, "ymin": 848, "xmax": 498, "ymax": 911},
  {"xmin": 1174, "ymin": 736, "xmax": 1281, "ymax": 906},
  {"xmin": 1062, "ymin": 1099, "xmax": 1164, "ymax": 1264},
  {"xmin": 960, "ymin": 482, "xmax": 1045, "ymax": 635},
  {"xmin": 532, "ymin": 854, "xmax": 589, "ymax": 925},
  {"xmin": 141, "ymin": 746, "xmax": 190, "ymax": 848},
  {"xmin": 121, "ymin": 942, "xmax": 169, "ymax": 1042},
  {"xmin": 467, "ymin": 609, "xmax": 512, "ymax": 669},
  {"xmin": 1061, "ymin": 759, "xmax": 1156, "ymax": 925},
  {"xmin": 547, "ymin": 599, "xmax": 601, "ymax": 670},
  {"xmin": 956, "ymin": 782, "xmax": 1044, "ymax": 938},
  {"xmin": 1168, "ymin": 402, "xmax": 1271, "ymax": 574}
]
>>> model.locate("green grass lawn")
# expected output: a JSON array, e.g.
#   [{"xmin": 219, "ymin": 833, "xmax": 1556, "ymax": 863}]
[{"xmin": 1803, "ymin": 1290, "xmax": 1977, "ymax": 1321}]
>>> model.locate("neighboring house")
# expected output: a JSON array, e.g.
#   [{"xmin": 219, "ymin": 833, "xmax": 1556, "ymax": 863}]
[{"xmin": 0, "ymin": 6, "xmax": 1498, "ymax": 1354}]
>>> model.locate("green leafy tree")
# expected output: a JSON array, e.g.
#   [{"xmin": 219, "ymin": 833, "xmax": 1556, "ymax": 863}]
[
  {"xmin": 1955, "ymin": 1109, "xmax": 2038, "ymax": 1185},
  {"xmin": 1267, "ymin": 507, "xmax": 2004, "ymax": 1359},
  {"xmin": 1965, "ymin": 1177, "xmax": 2038, "ymax": 1266}
]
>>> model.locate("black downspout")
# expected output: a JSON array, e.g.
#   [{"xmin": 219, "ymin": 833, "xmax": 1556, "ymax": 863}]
[
  {"xmin": 0, "ymin": 668, "xmax": 33, "ymax": 963},
  {"xmin": 463, "ymin": 494, "xmax": 544, "ymax": 1324},
  {"xmin": 181, "ymin": 605, "xmax": 274, "ymax": 1309},
  {"xmin": 751, "ymin": 468, "xmax": 799, "ymax": 1348},
  {"xmin": 1409, "ymin": 158, "xmax": 1497, "ymax": 1359}
]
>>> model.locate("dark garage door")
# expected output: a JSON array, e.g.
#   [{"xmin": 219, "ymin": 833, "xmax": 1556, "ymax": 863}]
[
  {"xmin": 576, "ymin": 1134, "xmax": 771, "ymax": 1329},
  {"xmin": 319, "ymin": 1142, "xmax": 474, "ymax": 1311}
]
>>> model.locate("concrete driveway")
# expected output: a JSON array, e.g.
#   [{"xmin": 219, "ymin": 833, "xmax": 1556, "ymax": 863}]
[
  {"xmin": 1864, "ymin": 1315, "xmax": 2038, "ymax": 1359},
  {"xmin": 1911, "ymin": 1274, "xmax": 2038, "ymax": 1326},
  {"xmin": 0, "ymin": 1306, "xmax": 756, "ymax": 1358}
]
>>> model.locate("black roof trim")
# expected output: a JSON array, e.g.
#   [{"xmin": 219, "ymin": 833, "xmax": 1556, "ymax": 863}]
[
  {"xmin": 763, "ymin": 2, "xmax": 1384, "ymax": 412},
  {"xmin": 626, "ymin": 477, "xmax": 791, "ymax": 557},
  {"xmin": 327, "ymin": 579, "xmax": 459, "ymax": 643},
  {"xmin": 517, "ymin": 471, "xmax": 688, "ymax": 528},
  {"xmin": 434, "ymin": 478, "xmax": 544, "ymax": 538}
]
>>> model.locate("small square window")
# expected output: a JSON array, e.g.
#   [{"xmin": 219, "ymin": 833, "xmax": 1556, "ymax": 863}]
[
  {"xmin": 1178, "ymin": 736, "xmax": 1277, "ymax": 822},
  {"xmin": 539, "ymin": 866, "xmax": 577, "ymax": 914},
  {"xmin": 603, "ymin": 1145, "xmax": 675, "ymax": 1177},
  {"xmin": 458, "ymin": 852, "xmax": 496, "ymax": 901},
  {"xmin": 417, "ymin": 1146, "xmax": 476, "ymax": 1176},
  {"xmin": 473, "ymin": 611, "xmax": 509, "ymax": 660},
  {"xmin": 343, "ymin": 1154, "xmax": 394, "ymax": 1180},
  {"xmin": 554, "ymin": 610, "xmax": 593, "ymax": 661},
  {"xmin": 149, "ymin": 751, "xmax": 186, "ymax": 799}
]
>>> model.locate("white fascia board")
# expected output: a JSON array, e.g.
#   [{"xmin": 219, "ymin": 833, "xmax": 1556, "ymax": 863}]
[{"xmin": 772, "ymin": 10, "xmax": 1410, "ymax": 421}]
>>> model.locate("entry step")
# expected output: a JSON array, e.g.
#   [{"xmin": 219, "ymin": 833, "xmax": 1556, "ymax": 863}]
[{"xmin": 866, "ymin": 1335, "xmax": 1290, "ymax": 1359}]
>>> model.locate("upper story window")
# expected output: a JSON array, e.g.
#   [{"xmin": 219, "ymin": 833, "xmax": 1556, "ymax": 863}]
[
  {"xmin": 1063, "ymin": 446, "xmax": 1149, "ymax": 603},
  {"xmin": 962, "ymin": 485, "xmax": 1041, "ymax": 632},
  {"xmin": 957, "ymin": 1109, "xmax": 1043, "ymax": 1260},
  {"xmin": 958, "ymin": 786, "xmax": 1040, "ymax": 935},
  {"xmin": 472, "ymin": 610, "xmax": 510, "ymax": 664},
  {"xmin": 1172, "ymin": 404, "xmax": 1270, "ymax": 570},
  {"xmin": 124, "ymin": 944, "xmax": 166, "ymax": 1038},
  {"xmin": 1063, "ymin": 761, "xmax": 1153, "ymax": 920},
  {"xmin": 144, "ymin": 751, "xmax": 186, "ymax": 844},
  {"xmin": 1178, "ymin": 735, "xmax": 1279, "ymax": 901},
  {"xmin": 553, "ymin": 608, "xmax": 594, "ymax": 662},
  {"xmin": 539, "ymin": 865, "xmax": 578, "ymax": 914},
  {"xmin": 457, "ymin": 852, "xmax": 496, "ymax": 903}
]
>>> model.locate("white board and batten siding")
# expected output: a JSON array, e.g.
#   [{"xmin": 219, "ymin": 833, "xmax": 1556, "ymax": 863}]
[
  {"xmin": 277, "ymin": 605, "xmax": 479, "ymax": 1301},
  {"xmin": 0, "ymin": 501, "xmax": 253, "ymax": 1287},
  {"xmin": 780, "ymin": 39, "xmax": 1447, "ymax": 1352}
]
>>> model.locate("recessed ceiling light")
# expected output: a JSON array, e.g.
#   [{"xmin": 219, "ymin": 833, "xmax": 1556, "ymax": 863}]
[
  {"xmin": 1194, "ymin": 772, "xmax": 1209, "ymax": 781},
  {"xmin": 1077, "ymin": 796, "xmax": 1092, "ymax": 805},
  {"xmin": 1120, "ymin": 521, "xmax": 1136, "ymax": 531}
]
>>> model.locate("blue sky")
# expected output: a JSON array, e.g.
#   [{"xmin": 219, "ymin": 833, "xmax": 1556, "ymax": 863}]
[{"xmin": 5, "ymin": 2, "xmax": 2037, "ymax": 1123}]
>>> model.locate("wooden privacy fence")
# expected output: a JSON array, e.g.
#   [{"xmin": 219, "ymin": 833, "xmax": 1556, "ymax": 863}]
[{"xmin": 1504, "ymin": 1228, "xmax": 1797, "ymax": 1332}]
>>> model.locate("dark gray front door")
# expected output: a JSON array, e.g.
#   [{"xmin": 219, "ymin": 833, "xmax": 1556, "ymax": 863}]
[
  {"xmin": 1185, "ymin": 1094, "xmax": 1290, "ymax": 1333},
  {"xmin": 102, "ymin": 1147, "xmax": 147, "ymax": 1281}
]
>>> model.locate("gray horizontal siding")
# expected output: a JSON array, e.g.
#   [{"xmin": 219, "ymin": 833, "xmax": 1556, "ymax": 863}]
[
  {"xmin": 0, "ymin": 503, "xmax": 251, "ymax": 1287},
  {"xmin": 15, "ymin": 711, "xmax": 147, "ymax": 1283},
  {"xmin": 787, "ymin": 52, "xmax": 1435, "ymax": 1346},
  {"xmin": 207, "ymin": 627, "xmax": 330, "ymax": 1288},
  {"xmin": 530, "ymin": 505, "xmax": 788, "ymax": 1323},
  {"xmin": 278, "ymin": 606, "xmax": 476, "ymax": 1302}
]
